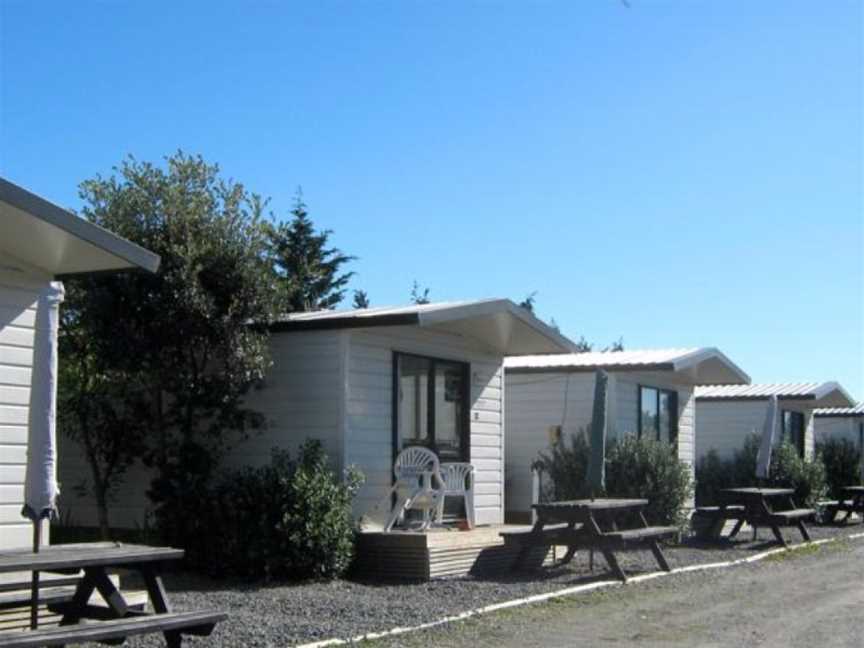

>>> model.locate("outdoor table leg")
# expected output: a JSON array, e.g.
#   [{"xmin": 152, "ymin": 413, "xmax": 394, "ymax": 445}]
[
  {"xmin": 638, "ymin": 510, "xmax": 671, "ymax": 572},
  {"xmin": 599, "ymin": 547, "xmax": 626, "ymax": 582},
  {"xmin": 839, "ymin": 499, "xmax": 855, "ymax": 524},
  {"xmin": 141, "ymin": 565, "xmax": 181, "ymax": 648},
  {"xmin": 709, "ymin": 503, "xmax": 728, "ymax": 539},
  {"xmin": 58, "ymin": 570, "xmax": 98, "ymax": 626},
  {"xmin": 554, "ymin": 520, "xmax": 580, "ymax": 566},
  {"xmin": 728, "ymin": 517, "xmax": 745, "ymax": 539},
  {"xmin": 89, "ymin": 567, "xmax": 130, "ymax": 617},
  {"xmin": 769, "ymin": 523, "xmax": 787, "ymax": 547},
  {"xmin": 513, "ymin": 518, "xmax": 546, "ymax": 570}
]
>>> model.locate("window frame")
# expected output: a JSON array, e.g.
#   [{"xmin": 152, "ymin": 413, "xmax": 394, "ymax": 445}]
[
  {"xmin": 637, "ymin": 384, "xmax": 679, "ymax": 446},
  {"xmin": 391, "ymin": 351, "xmax": 471, "ymax": 466},
  {"xmin": 781, "ymin": 409, "xmax": 806, "ymax": 458}
]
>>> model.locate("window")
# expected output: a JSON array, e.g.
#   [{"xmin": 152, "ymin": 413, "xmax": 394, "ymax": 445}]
[
  {"xmin": 638, "ymin": 386, "xmax": 678, "ymax": 445},
  {"xmin": 394, "ymin": 352, "xmax": 470, "ymax": 463},
  {"xmin": 781, "ymin": 410, "xmax": 806, "ymax": 457}
]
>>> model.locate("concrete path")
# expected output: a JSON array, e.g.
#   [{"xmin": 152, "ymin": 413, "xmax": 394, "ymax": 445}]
[{"xmin": 374, "ymin": 537, "xmax": 864, "ymax": 647}]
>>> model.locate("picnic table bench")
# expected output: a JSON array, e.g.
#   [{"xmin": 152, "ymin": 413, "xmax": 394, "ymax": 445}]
[
  {"xmin": 695, "ymin": 488, "xmax": 814, "ymax": 547},
  {"xmin": 502, "ymin": 498, "xmax": 677, "ymax": 582},
  {"xmin": 0, "ymin": 542, "xmax": 226, "ymax": 648},
  {"xmin": 821, "ymin": 486, "xmax": 864, "ymax": 524}
]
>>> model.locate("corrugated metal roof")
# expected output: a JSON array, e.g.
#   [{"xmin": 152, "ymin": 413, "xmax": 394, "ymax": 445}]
[
  {"xmin": 695, "ymin": 382, "xmax": 854, "ymax": 407},
  {"xmin": 274, "ymin": 300, "xmax": 488, "ymax": 323},
  {"xmin": 814, "ymin": 403, "xmax": 864, "ymax": 417},
  {"xmin": 269, "ymin": 299, "xmax": 578, "ymax": 355},
  {"xmin": 506, "ymin": 348, "xmax": 703, "ymax": 370},
  {"xmin": 504, "ymin": 348, "xmax": 750, "ymax": 385}
]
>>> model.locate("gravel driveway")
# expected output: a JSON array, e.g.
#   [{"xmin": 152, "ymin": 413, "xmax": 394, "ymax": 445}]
[
  {"xmin": 75, "ymin": 523, "xmax": 860, "ymax": 647},
  {"xmin": 372, "ymin": 534, "xmax": 864, "ymax": 648}
]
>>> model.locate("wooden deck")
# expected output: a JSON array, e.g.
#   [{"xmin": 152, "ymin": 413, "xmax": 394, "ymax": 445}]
[{"xmin": 354, "ymin": 525, "xmax": 551, "ymax": 581}]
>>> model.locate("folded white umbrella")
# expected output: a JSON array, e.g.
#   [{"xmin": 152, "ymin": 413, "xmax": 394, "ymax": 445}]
[
  {"xmin": 20, "ymin": 281, "xmax": 64, "ymax": 629},
  {"xmin": 22, "ymin": 282, "xmax": 64, "ymax": 522},
  {"xmin": 755, "ymin": 395, "xmax": 779, "ymax": 480}
]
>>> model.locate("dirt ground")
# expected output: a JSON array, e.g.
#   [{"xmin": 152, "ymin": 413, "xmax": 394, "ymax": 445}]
[{"xmin": 370, "ymin": 535, "xmax": 864, "ymax": 648}]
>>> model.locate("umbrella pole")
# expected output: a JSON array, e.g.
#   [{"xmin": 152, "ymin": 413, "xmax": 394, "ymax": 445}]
[{"xmin": 30, "ymin": 520, "xmax": 41, "ymax": 630}]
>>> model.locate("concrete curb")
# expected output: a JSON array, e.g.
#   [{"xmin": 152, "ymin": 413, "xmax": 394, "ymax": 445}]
[{"xmin": 297, "ymin": 530, "xmax": 864, "ymax": 647}]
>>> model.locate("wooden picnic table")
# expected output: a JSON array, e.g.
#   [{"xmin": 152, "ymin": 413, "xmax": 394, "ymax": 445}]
[
  {"xmin": 825, "ymin": 486, "xmax": 864, "ymax": 524},
  {"xmin": 0, "ymin": 542, "xmax": 225, "ymax": 647},
  {"xmin": 702, "ymin": 487, "xmax": 814, "ymax": 547},
  {"xmin": 502, "ymin": 498, "xmax": 677, "ymax": 582}
]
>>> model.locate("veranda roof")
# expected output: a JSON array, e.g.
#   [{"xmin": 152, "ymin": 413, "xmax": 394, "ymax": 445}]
[
  {"xmin": 695, "ymin": 382, "xmax": 854, "ymax": 408},
  {"xmin": 504, "ymin": 347, "xmax": 749, "ymax": 385},
  {"xmin": 0, "ymin": 177, "xmax": 160, "ymax": 276},
  {"xmin": 814, "ymin": 404, "xmax": 864, "ymax": 418},
  {"xmin": 270, "ymin": 299, "xmax": 578, "ymax": 355}
]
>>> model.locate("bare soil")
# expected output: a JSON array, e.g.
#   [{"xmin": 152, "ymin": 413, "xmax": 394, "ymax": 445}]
[{"xmin": 372, "ymin": 535, "xmax": 864, "ymax": 648}]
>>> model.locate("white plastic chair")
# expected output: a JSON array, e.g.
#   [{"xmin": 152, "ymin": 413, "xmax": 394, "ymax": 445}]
[
  {"xmin": 383, "ymin": 446, "xmax": 445, "ymax": 532},
  {"xmin": 437, "ymin": 462, "xmax": 476, "ymax": 529}
]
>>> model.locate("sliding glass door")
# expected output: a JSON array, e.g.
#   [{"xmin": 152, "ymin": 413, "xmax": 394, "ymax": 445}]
[{"xmin": 394, "ymin": 353, "xmax": 470, "ymax": 463}]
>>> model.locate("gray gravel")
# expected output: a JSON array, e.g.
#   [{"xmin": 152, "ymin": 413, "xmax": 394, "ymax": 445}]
[{"xmin": 83, "ymin": 523, "xmax": 859, "ymax": 647}]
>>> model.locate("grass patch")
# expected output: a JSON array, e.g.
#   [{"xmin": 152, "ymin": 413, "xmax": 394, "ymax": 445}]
[{"xmin": 764, "ymin": 538, "xmax": 850, "ymax": 563}]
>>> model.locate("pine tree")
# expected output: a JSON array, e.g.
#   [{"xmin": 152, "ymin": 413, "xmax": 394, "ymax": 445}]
[
  {"xmin": 267, "ymin": 190, "xmax": 356, "ymax": 311},
  {"xmin": 410, "ymin": 281, "xmax": 431, "ymax": 304},
  {"xmin": 352, "ymin": 290, "xmax": 370, "ymax": 309}
]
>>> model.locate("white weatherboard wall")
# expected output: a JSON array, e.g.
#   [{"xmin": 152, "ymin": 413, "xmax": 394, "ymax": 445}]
[
  {"xmin": 0, "ymin": 271, "xmax": 45, "ymax": 551},
  {"xmin": 59, "ymin": 325, "xmax": 506, "ymax": 528},
  {"xmin": 695, "ymin": 400, "xmax": 815, "ymax": 461},
  {"xmin": 505, "ymin": 370, "xmax": 695, "ymax": 517},
  {"xmin": 347, "ymin": 327, "xmax": 504, "ymax": 526},
  {"xmin": 59, "ymin": 329, "xmax": 344, "ymax": 530},
  {"xmin": 814, "ymin": 417, "xmax": 863, "ymax": 446}
]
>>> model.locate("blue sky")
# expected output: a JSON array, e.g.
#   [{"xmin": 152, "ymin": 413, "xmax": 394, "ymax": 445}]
[{"xmin": 1, "ymin": 1, "xmax": 862, "ymax": 399}]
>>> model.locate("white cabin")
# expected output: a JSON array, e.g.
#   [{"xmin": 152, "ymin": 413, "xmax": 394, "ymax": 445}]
[
  {"xmin": 503, "ymin": 348, "xmax": 749, "ymax": 521},
  {"xmin": 0, "ymin": 177, "xmax": 159, "ymax": 555},
  {"xmin": 61, "ymin": 299, "xmax": 576, "ymax": 529},
  {"xmin": 694, "ymin": 383, "xmax": 855, "ymax": 462},
  {"xmin": 813, "ymin": 404, "xmax": 864, "ymax": 451}
]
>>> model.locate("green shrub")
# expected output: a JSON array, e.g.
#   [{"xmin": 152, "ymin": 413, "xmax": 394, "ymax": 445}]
[
  {"xmin": 605, "ymin": 436, "xmax": 693, "ymax": 528},
  {"xmin": 695, "ymin": 435, "xmax": 760, "ymax": 506},
  {"xmin": 534, "ymin": 431, "xmax": 692, "ymax": 528},
  {"xmin": 153, "ymin": 440, "xmax": 363, "ymax": 580},
  {"xmin": 817, "ymin": 438, "xmax": 862, "ymax": 500},
  {"xmin": 695, "ymin": 435, "xmax": 827, "ymax": 508},
  {"xmin": 770, "ymin": 442, "xmax": 828, "ymax": 508},
  {"xmin": 532, "ymin": 432, "xmax": 592, "ymax": 502}
]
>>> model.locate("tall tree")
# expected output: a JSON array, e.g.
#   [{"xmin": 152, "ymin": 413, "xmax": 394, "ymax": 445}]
[
  {"xmin": 352, "ymin": 290, "xmax": 370, "ymax": 309},
  {"xmin": 62, "ymin": 152, "xmax": 281, "ymax": 542},
  {"xmin": 519, "ymin": 291, "xmax": 538, "ymax": 313},
  {"xmin": 58, "ymin": 307, "xmax": 149, "ymax": 538},
  {"xmin": 268, "ymin": 190, "xmax": 355, "ymax": 311},
  {"xmin": 410, "ymin": 281, "xmax": 431, "ymax": 304}
]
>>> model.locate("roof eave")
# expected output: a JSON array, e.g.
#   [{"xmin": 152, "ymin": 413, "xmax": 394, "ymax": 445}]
[{"xmin": 0, "ymin": 177, "xmax": 161, "ymax": 275}]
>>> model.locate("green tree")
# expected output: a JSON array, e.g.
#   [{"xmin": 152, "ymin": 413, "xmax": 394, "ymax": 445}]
[
  {"xmin": 63, "ymin": 151, "xmax": 281, "ymax": 543},
  {"xmin": 518, "ymin": 291, "xmax": 537, "ymax": 313},
  {"xmin": 268, "ymin": 190, "xmax": 355, "ymax": 311},
  {"xmin": 352, "ymin": 289, "xmax": 370, "ymax": 309},
  {"xmin": 58, "ymin": 306, "xmax": 149, "ymax": 538},
  {"xmin": 410, "ymin": 281, "xmax": 431, "ymax": 304}
]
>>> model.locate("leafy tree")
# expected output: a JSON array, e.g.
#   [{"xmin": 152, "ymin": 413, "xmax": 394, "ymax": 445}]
[
  {"xmin": 515, "ymin": 293, "xmax": 622, "ymax": 351},
  {"xmin": 410, "ymin": 281, "xmax": 431, "ymax": 304},
  {"xmin": 268, "ymin": 190, "xmax": 355, "ymax": 311},
  {"xmin": 63, "ymin": 151, "xmax": 281, "ymax": 543},
  {"xmin": 352, "ymin": 289, "xmax": 370, "ymax": 309},
  {"xmin": 519, "ymin": 292, "xmax": 537, "ymax": 313},
  {"xmin": 58, "ymin": 308, "xmax": 149, "ymax": 538}
]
